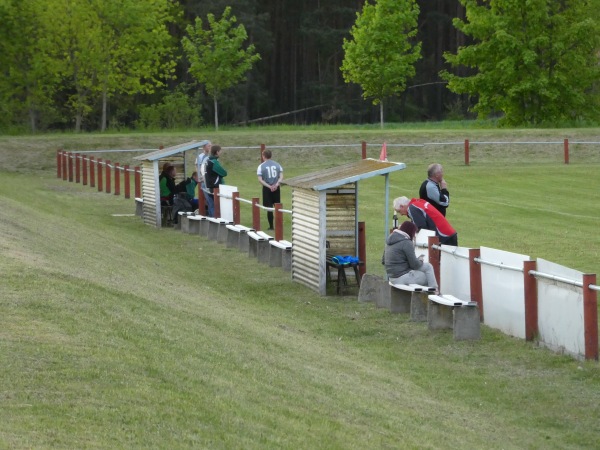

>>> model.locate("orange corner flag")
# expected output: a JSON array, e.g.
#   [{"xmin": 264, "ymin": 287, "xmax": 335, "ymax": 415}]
[{"xmin": 379, "ymin": 142, "xmax": 388, "ymax": 162}]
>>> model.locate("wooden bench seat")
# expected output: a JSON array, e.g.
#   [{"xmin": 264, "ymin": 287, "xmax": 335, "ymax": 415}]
[{"xmin": 326, "ymin": 255, "xmax": 362, "ymax": 295}]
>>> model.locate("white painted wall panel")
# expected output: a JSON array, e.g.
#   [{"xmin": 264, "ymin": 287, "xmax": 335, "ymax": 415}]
[
  {"xmin": 536, "ymin": 258, "xmax": 585, "ymax": 358},
  {"xmin": 480, "ymin": 247, "xmax": 530, "ymax": 339}
]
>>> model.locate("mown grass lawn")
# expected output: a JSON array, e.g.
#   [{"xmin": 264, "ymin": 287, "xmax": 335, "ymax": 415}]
[{"xmin": 1, "ymin": 127, "xmax": 599, "ymax": 448}]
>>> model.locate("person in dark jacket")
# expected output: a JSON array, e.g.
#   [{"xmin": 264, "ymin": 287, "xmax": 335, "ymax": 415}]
[
  {"xmin": 419, "ymin": 163, "xmax": 450, "ymax": 216},
  {"xmin": 159, "ymin": 163, "xmax": 176, "ymax": 205},
  {"xmin": 382, "ymin": 221, "xmax": 438, "ymax": 292},
  {"xmin": 204, "ymin": 145, "xmax": 227, "ymax": 217}
]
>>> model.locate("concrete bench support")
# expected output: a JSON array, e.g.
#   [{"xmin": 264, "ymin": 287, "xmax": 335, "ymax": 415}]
[
  {"xmin": 135, "ymin": 197, "xmax": 144, "ymax": 217},
  {"xmin": 389, "ymin": 283, "xmax": 435, "ymax": 321},
  {"xmin": 247, "ymin": 231, "xmax": 266, "ymax": 260},
  {"xmin": 207, "ymin": 218, "xmax": 230, "ymax": 242},
  {"xmin": 428, "ymin": 294, "xmax": 481, "ymax": 340},
  {"xmin": 269, "ymin": 240, "xmax": 292, "ymax": 270},
  {"xmin": 358, "ymin": 274, "xmax": 385, "ymax": 305},
  {"xmin": 226, "ymin": 225, "xmax": 255, "ymax": 250}
]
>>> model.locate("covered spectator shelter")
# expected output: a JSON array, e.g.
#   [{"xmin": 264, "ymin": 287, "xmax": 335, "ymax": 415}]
[
  {"xmin": 283, "ymin": 158, "xmax": 406, "ymax": 295},
  {"xmin": 134, "ymin": 141, "xmax": 202, "ymax": 228}
]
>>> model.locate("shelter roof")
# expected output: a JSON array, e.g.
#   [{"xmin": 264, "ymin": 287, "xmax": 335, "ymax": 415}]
[
  {"xmin": 134, "ymin": 140, "xmax": 205, "ymax": 161},
  {"xmin": 282, "ymin": 158, "xmax": 406, "ymax": 191}
]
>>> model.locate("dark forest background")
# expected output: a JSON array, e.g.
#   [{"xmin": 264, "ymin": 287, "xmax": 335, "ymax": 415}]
[{"xmin": 162, "ymin": 0, "xmax": 469, "ymax": 127}]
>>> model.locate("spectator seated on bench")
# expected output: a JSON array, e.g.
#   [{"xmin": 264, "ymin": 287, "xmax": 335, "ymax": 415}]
[
  {"xmin": 427, "ymin": 294, "xmax": 481, "ymax": 340},
  {"xmin": 383, "ymin": 220, "xmax": 438, "ymax": 292}
]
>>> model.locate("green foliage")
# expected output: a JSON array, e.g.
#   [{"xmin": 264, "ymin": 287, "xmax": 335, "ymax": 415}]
[
  {"xmin": 341, "ymin": 0, "xmax": 422, "ymax": 122},
  {"xmin": 136, "ymin": 90, "xmax": 203, "ymax": 130},
  {"xmin": 182, "ymin": 6, "xmax": 261, "ymax": 130},
  {"xmin": 442, "ymin": 0, "xmax": 600, "ymax": 126}
]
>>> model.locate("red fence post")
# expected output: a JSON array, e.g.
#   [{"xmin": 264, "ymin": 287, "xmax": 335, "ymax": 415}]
[
  {"xmin": 105, "ymin": 160, "xmax": 112, "ymax": 194},
  {"xmin": 564, "ymin": 138, "xmax": 569, "ymax": 164},
  {"xmin": 358, "ymin": 221, "xmax": 366, "ymax": 278},
  {"xmin": 89, "ymin": 157, "xmax": 95, "ymax": 188},
  {"xmin": 252, "ymin": 197, "xmax": 261, "ymax": 231},
  {"xmin": 233, "ymin": 192, "xmax": 240, "ymax": 225},
  {"xmin": 134, "ymin": 166, "xmax": 141, "ymax": 198},
  {"xmin": 57, "ymin": 150, "xmax": 62, "ymax": 178},
  {"xmin": 213, "ymin": 187, "xmax": 221, "ymax": 218},
  {"xmin": 428, "ymin": 236, "xmax": 441, "ymax": 290},
  {"xmin": 62, "ymin": 152, "xmax": 68, "ymax": 181},
  {"xmin": 274, "ymin": 203, "xmax": 283, "ymax": 241},
  {"xmin": 523, "ymin": 260, "xmax": 538, "ymax": 341},
  {"xmin": 75, "ymin": 153, "xmax": 81, "ymax": 183},
  {"xmin": 114, "ymin": 163, "xmax": 120, "ymax": 196},
  {"xmin": 97, "ymin": 158, "xmax": 103, "ymax": 192},
  {"xmin": 260, "ymin": 143, "xmax": 266, "ymax": 162},
  {"xmin": 464, "ymin": 139, "xmax": 470, "ymax": 166},
  {"xmin": 469, "ymin": 248, "xmax": 483, "ymax": 321},
  {"xmin": 124, "ymin": 165, "xmax": 130, "ymax": 199},
  {"xmin": 68, "ymin": 152, "xmax": 74, "ymax": 182},
  {"xmin": 82, "ymin": 155, "xmax": 88, "ymax": 186},
  {"xmin": 361, "ymin": 141, "xmax": 367, "ymax": 159},
  {"xmin": 583, "ymin": 273, "xmax": 598, "ymax": 360}
]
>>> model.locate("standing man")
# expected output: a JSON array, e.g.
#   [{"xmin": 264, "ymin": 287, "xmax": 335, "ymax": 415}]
[
  {"xmin": 204, "ymin": 145, "xmax": 227, "ymax": 217},
  {"xmin": 394, "ymin": 196, "xmax": 458, "ymax": 246},
  {"xmin": 419, "ymin": 163, "xmax": 450, "ymax": 216},
  {"xmin": 195, "ymin": 140, "xmax": 211, "ymax": 215},
  {"xmin": 257, "ymin": 150, "xmax": 283, "ymax": 230}
]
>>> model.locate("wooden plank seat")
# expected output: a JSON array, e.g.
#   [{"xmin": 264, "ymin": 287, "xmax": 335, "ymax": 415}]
[
  {"xmin": 326, "ymin": 254, "xmax": 362, "ymax": 295},
  {"xmin": 427, "ymin": 294, "xmax": 480, "ymax": 340},
  {"xmin": 389, "ymin": 282, "xmax": 435, "ymax": 320}
]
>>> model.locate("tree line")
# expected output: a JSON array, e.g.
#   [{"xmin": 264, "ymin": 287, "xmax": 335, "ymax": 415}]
[{"xmin": 1, "ymin": 0, "xmax": 598, "ymax": 133}]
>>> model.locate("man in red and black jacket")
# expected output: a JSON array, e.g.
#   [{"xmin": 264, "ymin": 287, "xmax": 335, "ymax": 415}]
[{"xmin": 394, "ymin": 196, "xmax": 458, "ymax": 246}]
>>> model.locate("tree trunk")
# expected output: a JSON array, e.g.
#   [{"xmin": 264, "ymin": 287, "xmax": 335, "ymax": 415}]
[
  {"xmin": 380, "ymin": 101, "xmax": 384, "ymax": 129},
  {"xmin": 75, "ymin": 110, "xmax": 82, "ymax": 132},
  {"xmin": 214, "ymin": 96, "xmax": 219, "ymax": 131},
  {"xmin": 29, "ymin": 107, "xmax": 36, "ymax": 133},
  {"xmin": 101, "ymin": 87, "xmax": 107, "ymax": 132}
]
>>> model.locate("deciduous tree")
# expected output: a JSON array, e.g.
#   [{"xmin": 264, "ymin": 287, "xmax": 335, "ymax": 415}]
[
  {"xmin": 183, "ymin": 6, "xmax": 260, "ymax": 130},
  {"xmin": 442, "ymin": 0, "xmax": 600, "ymax": 125},
  {"xmin": 341, "ymin": 0, "xmax": 422, "ymax": 128}
]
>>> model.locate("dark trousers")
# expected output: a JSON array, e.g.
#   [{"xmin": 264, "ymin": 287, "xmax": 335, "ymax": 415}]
[{"xmin": 262, "ymin": 186, "xmax": 281, "ymax": 229}]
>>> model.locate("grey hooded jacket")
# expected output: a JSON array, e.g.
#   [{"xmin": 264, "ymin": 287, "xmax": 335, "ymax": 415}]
[{"xmin": 382, "ymin": 230, "xmax": 423, "ymax": 279}]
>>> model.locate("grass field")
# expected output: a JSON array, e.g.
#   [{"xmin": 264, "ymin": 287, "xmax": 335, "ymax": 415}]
[{"xmin": 1, "ymin": 127, "xmax": 599, "ymax": 448}]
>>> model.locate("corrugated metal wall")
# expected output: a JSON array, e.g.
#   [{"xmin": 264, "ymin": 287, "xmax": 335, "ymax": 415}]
[
  {"xmin": 141, "ymin": 161, "xmax": 160, "ymax": 228},
  {"xmin": 291, "ymin": 188, "xmax": 325, "ymax": 294}
]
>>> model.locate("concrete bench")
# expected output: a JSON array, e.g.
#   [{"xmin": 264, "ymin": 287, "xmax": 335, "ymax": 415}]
[
  {"xmin": 269, "ymin": 240, "xmax": 292, "ymax": 271},
  {"xmin": 247, "ymin": 231, "xmax": 272, "ymax": 263},
  {"xmin": 176, "ymin": 211, "xmax": 194, "ymax": 231},
  {"xmin": 134, "ymin": 197, "xmax": 143, "ymax": 217},
  {"xmin": 206, "ymin": 217, "xmax": 232, "ymax": 242},
  {"xmin": 186, "ymin": 214, "xmax": 206, "ymax": 235},
  {"xmin": 428, "ymin": 294, "xmax": 481, "ymax": 340},
  {"xmin": 389, "ymin": 283, "xmax": 435, "ymax": 320},
  {"xmin": 225, "ymin": 224, "xmax": 255, "ymax": 250}
]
